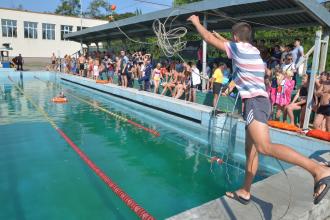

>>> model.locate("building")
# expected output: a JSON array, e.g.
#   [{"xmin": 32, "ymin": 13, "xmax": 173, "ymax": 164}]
[{"xmin": 0, "ymin": 7, "xmax": 108, "ymax": 58}]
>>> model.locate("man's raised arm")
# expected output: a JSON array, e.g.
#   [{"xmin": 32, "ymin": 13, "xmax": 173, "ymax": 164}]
[{"xmin": 187, "ymin": 15, "xmax": 228, "ymax": 52}]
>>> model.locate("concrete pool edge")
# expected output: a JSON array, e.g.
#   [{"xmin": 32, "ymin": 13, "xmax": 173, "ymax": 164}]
[
  {"xmin": 58, "ymin": 73, "xmax": 214, "ymax": 126},
  {"xmin": 167, "ymin": 152, "xmax": 330, "ymax": 220}
]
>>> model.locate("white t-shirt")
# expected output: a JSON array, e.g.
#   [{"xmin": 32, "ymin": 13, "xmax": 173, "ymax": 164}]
[
  {"xmin": 281, "ymin": 63, "xmax": 296, "ymax": 73},
  {"xmin": 191, "ymin": 67, "xmax": 201, "ymax": 86},
  {"xmin": 291, "ymin": 46, "xmax": 304, "ymax": 64},
  {"xmin": 140, "ymin": 64, "xmax": 145, "ymax": 77}
]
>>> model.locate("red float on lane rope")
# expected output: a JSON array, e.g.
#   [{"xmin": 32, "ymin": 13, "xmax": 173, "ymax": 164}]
[
  {"xmin": 210, "ymin": 157, "xmax": 223, "ymax": 165},
  {"xmin": 56, "ymin": 127, "xmax": 155, "ymax": 220}
]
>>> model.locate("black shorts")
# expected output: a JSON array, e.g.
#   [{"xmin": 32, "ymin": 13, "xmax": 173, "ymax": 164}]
[
  {"xmin": 52, "ymin": 61, "xmax": 56, "ymax": 65},
  {"xmin": 213, "ymin": 82, "xmax": 222, "ymax": 95},
  {"xmin": 317, "ymin": 105, "xmax": 330, "ymax": 117},
  {"xmin": 243, "ymin": 96, "xmax": 271, "ymax": 127},
  {"xmin": 79, "ymin": 63, "xmax": 84, "ymax": 70}
]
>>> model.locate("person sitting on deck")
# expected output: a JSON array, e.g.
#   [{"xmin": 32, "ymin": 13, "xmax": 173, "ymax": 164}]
[
  {"xmin": 188, "ymin": 14, "xmax": 330, "ymax": 206},
  {"xmin": 283, "ymin": 73, "xmax": 309, "ymax": 127},
  {"xmin": 161, "ymin": 64, "xmax": 176, "ymax": 96}
]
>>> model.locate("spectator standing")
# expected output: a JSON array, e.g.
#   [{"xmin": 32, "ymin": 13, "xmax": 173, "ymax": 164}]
[
  {"xmin": 138, "ymin": 58, "xmax": 152, "ymax": 91},
  {"xmin": 270, "ymin": 45, "xmax": 282, "ymax": 69},
  {"xmin": 119, "ymin": 51, "xmax": 128, "ymax": 87},
  {"xmin": 152, "ymin": 63, "xmax": 162, "ymax": 93},
  {"xmin": 189, "ymin": 61, "xmax": 201, "ymax": 102},
  {"xmin": 16, "ymin": 54, "xmax": 24, "ymax": 71},
  {"xmin": 291, "ymin": 39, "xmax": 304, "ymax": 82},
  {"xmin": 78, "ymin": 54, "xmax": 86, "ymax": 76},
  {"xmin": 51, "ymin": 53, "xmax": 56, "ymax": 70},
  {"xmin": 313, "ymin": 72, "xmax": 330, "ymax": 131},
  {"xmin": 209, "ymin": 62, "xmax": 224, "ymax": 107}
]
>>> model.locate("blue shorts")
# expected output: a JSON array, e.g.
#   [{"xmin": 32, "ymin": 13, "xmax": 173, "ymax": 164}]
[
  {"xmin": 108, "ymin": 71, "xmax": 114, "ymax": 78},
  {"xmin": 243, "ymin": 96, "xmax": 271, "ymax": 127}
]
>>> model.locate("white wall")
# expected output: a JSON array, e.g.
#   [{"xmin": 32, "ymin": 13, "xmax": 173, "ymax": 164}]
[{"xmin": 0, "ymin": 8, "xmax": 108, "ymax": 58}]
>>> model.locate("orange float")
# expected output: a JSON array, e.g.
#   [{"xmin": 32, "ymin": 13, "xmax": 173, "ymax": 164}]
[
  {"xmin": 96, "ymin": 80, "xmax": 108, "ymax": 84},
  {"xmin": 306, "ymin": 130, "xmax": 330, "ymax": 142},
  {"xmin": 52, "ymin": 97, "xmax": 67, "ymax": 103},
  {"xmin": 268, "ymin": 120, "xmax": 301, "ymax": 132},
  {"xmin": 110, "ymin": 4, "xmax": 116, "ymax": 11}
]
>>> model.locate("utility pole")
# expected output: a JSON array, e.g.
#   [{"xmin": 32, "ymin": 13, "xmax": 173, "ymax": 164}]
[{"xmin": 80, "ymin": 0, "xmax": 83, "ymax": 53}]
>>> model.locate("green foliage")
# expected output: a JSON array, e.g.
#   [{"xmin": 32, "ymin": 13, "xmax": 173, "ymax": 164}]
[
  {"xmin": 86, "ymin": 0, "xmax": 110, "ymax": 19},
  {"xmin": 173, "ymin": 0, "xmax": 201, "ymax": 6},
  {"xmin": 112, "ymin": 12, "xmax": 136, "ymax": 21},
  {"xmin": 55, "ymin": 0, "xmax": 80, "ymax": 16}
]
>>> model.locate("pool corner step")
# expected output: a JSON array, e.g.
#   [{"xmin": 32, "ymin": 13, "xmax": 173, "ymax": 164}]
[{"xmin": 167, "ymin": 152, "xmax": 330, "ymax": 220}]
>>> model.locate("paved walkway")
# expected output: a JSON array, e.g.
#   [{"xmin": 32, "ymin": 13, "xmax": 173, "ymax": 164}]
[{"xmin": 168, "ymin": 153, "xmax": 330, "ymax": 220}]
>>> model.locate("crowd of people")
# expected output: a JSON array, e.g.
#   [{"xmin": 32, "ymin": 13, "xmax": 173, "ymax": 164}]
[
  {"xmin": 259, "ymin": 38, "xmax": 330, "ymax": 131},
  {"xmin": 52, "ymin": 49, "xmax": 234, "ymax": 104},
  {"xmin": 51, "ymin": 37, "xmax": 329, "ymax": 131}
]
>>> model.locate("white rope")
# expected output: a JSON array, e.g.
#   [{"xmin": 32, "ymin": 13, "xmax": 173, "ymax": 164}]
[{"xmin": 152, "ymin": 14, "xmax": 187, "ymax": 58}]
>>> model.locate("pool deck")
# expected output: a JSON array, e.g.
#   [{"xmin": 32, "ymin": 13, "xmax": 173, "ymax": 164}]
[
  {"xmin": 59, "ymin": 73, "xmax": 214, "ymax": 126},
  {"xmin": 167, "ymin": 152, "xmax": 330, "ymax": 220}
]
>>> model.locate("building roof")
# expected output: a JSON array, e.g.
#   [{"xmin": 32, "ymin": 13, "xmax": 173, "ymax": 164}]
[
  {"xmin": 0, "ymin": 7, "xmax": 106, "ymax": 21},
  {"xmin": 65, "ymin": 0, "xmax": 330, "ymax": 43}
]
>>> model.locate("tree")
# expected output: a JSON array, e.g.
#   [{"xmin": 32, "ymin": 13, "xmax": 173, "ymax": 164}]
[
  {"xmin": 173, "ymin": 0, "xmax": 201, "ymax": 6},
  {"xmin": 55, "ymin": 0, "xmax": 81, "ymax": 16},
  {"xmin": 17, "ymin": 4, "xmax": 24, "ymax": 10},
  {"xmin": 135, "ymin": 8, "xmax": 142, "ymax": 16},
  {"xmin": 86, "ymin": 0, "xmax": 110, "ymax": 19}
]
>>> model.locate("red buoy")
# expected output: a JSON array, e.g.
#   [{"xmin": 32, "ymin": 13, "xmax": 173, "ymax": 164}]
[
  {"xmin": 110, "ymin": 4, "xmax": 116, "ymax": 11},
  {"xmin": 210, "ymin": 157, "xmax": 223, "ymax": 165}
]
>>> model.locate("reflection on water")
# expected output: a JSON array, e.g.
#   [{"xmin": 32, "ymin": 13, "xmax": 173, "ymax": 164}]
[{"xmin": 0, "ymin": 72, "xmax": 271, "ymax": 220}]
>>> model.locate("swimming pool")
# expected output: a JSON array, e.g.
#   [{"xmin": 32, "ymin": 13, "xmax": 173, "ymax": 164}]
[{"xmin": 0, "ymin": 71, "xmax": 271, "ymax": 220}]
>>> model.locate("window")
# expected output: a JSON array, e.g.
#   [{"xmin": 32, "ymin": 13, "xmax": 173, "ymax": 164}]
[
  {"xmin": 1, "ymin": 19, "xmax": 17, "ymax": 37},
  {"xmin": 61, "ymin": 25, "xmax": 73, "ymax": 40},
  {"xmin": 42, "ymin": 23, "xmax": 55, "ymax": 40},
  {"xmin": 24, "ymin": 21, "xmax": 38, "ymax": 39},
  {"xmin": 77, "ymin": 26, "xmax": 87, "ymax": 31}
]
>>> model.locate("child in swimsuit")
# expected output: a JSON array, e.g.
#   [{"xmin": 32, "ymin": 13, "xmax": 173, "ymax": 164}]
[
  {"xmin": 313, "ymin": 71, "xmax": 330, "ymax": 131},
  {"xmin": 93, "ymin": 59, "xmax": 100, "ymax": 80},
  {"xmin": 153, "ymin": 63, "xmax": 162, "ymax": 94}
]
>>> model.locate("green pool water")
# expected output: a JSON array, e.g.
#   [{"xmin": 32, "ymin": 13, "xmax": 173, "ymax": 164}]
[{"xmin": 0, "ymin": 72, "xmax": 266, "ymax": 220}]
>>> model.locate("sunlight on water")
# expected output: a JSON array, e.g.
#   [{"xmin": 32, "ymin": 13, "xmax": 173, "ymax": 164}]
[{"xmin": 0, "ymin": 72, "xmax": 270, "ymax": 220}]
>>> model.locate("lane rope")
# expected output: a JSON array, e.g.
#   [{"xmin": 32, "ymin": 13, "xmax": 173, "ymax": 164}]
[
  {"xmin": 34, "ymin": 76, "xmax": 160, "ymax": 137},
  {"xmin": 8, "ymin": 75, "xmax": 155, "ymax": 220}
]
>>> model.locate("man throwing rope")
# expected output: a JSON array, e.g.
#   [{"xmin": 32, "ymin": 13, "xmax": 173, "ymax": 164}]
[{"xmin": 188, "ymin": 15, "xmax": 330, "ymax": 205}]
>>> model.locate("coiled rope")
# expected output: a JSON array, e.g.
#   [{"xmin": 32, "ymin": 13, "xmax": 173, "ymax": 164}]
[
  {"xmin": 152, "ymin": 13, "xmax": 187, "ymax": 59},
  {"xmin": 9, "ymin": 76, "xmax": 155, "ymax": 220}
]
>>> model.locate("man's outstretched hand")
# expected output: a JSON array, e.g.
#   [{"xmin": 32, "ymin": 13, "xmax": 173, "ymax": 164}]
[{"xmin": 187, "ymin": 15, "xmax": 200, "ymax": 25}]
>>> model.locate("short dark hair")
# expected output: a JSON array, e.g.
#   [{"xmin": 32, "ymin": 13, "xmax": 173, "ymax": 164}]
[
  {"xmin": 232, "ymin": 22, "xmax": 252, "ymax": 42},
  {"xmin": 295, "ymin": 38, "xmax": 301, "ymax": 43}
]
